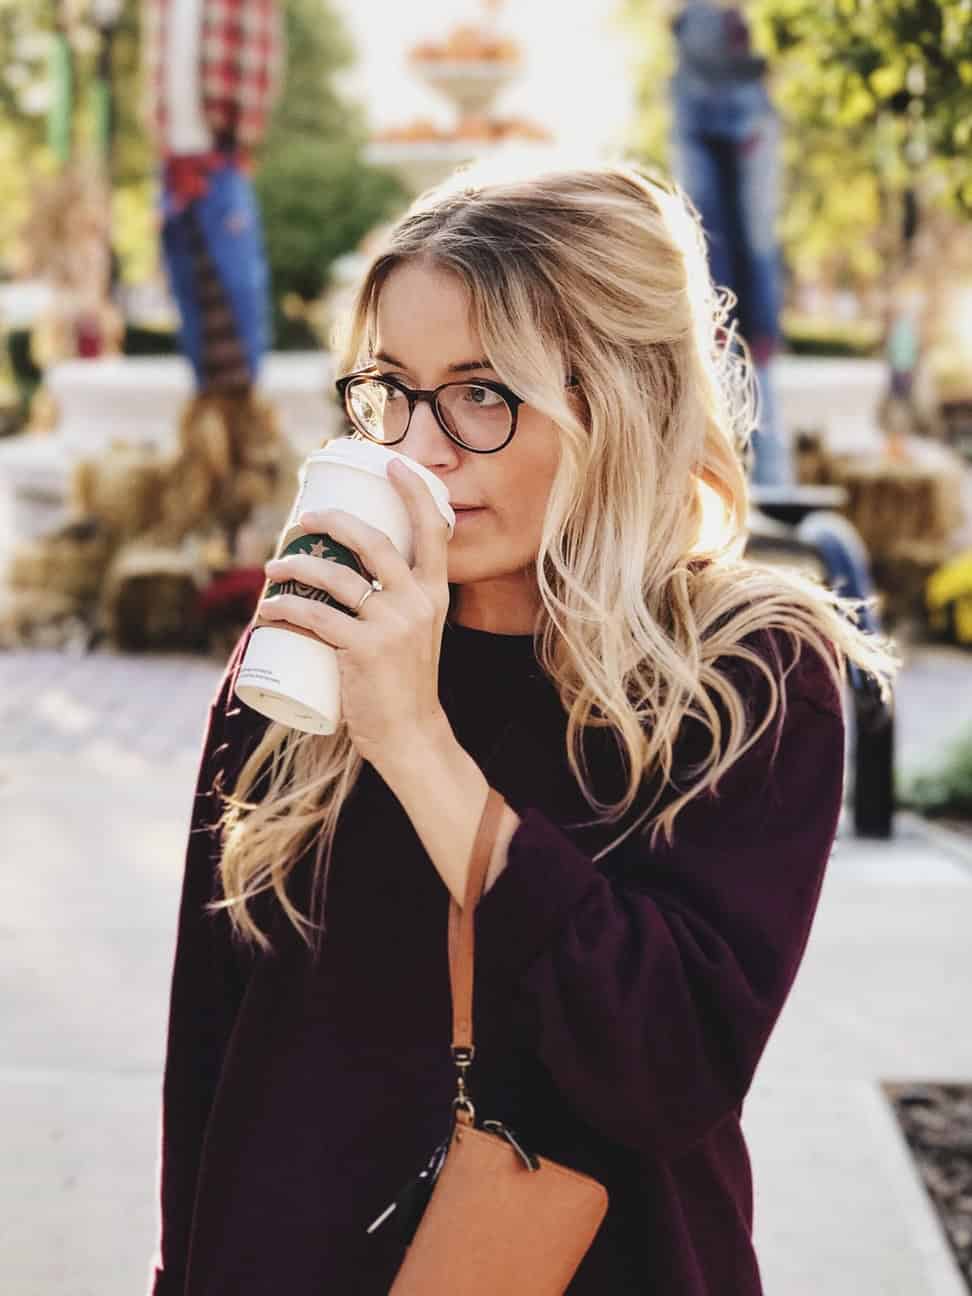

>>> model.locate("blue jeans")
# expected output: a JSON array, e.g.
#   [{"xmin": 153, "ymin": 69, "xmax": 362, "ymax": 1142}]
[
  {"xmin": 750, "ymin": 359, "xmax": 792, "ymax": 486},
  {"xmin": 672, "ymin": 83, "xmax": 788, "ymax": 483},
  {"xmin": 160, "ymin": 160, "xmax": 270, "ymax": 387},
  {"xmin": 671, "ymin": 78, "xmax": 781, "ymax": 348}
]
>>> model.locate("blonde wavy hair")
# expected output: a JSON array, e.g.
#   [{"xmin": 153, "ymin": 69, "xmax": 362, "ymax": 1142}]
[{"xmin": 215, "ymin": 154, "xmax": 897, "ymax": 952}]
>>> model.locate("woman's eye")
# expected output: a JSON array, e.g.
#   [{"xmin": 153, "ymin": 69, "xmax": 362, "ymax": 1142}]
[{"xmin": 465, "ymin": 385, "xmax": 502, "ymax": 407}]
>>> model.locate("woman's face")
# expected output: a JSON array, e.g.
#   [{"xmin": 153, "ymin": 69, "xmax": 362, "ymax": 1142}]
[{"xmin": 372, "ymin": 260, "xmax": 563, "ymax": 616}]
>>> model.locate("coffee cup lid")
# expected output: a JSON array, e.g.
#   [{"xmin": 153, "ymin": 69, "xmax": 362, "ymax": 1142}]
[{"xmin": 307, "ymin": 438, "xmax": 455, "ymax": 533}]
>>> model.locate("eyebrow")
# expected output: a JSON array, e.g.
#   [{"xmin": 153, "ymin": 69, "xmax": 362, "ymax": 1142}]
[{"xmin": 374, "ymin": 350, "xmax": 495, "ymax": 375}]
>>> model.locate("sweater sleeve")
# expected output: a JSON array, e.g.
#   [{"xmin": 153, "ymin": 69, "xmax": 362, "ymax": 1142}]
[
  {"xmin": 149, "ymin": 629, "xmax": 259, "ymax": 1296},
  {"xmin": 473, "ymin": 670, "xmax": 845, "ymax": 1162}
]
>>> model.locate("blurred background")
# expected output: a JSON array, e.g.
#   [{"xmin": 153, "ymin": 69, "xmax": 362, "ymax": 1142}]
[{"xmin": 1, "ymin": 2, "xmax": 972, "ymax": 1294}]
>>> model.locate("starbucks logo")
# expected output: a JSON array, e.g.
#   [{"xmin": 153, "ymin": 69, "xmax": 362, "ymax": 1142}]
[{"xmin": 266, "ymin": 533, "xmax": 367, "ymax": 612}]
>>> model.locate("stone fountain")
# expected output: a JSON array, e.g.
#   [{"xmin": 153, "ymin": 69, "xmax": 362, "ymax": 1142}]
[{"xmin": 366, "ymin": 0, "xmax": 551, "ymax": 197}]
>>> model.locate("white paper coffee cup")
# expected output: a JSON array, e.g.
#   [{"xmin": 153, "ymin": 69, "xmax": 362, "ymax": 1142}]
[{"xmin": 234, "ymin": 439, "xmax": 455, "ymax": 735}]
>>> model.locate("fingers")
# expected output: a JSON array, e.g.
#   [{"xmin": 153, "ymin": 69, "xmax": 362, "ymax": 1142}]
[
  {"xmin": 386, "ymin": 458, "xmax": 450, "ymax": 588},
  {"xmin": 258, "ymin": 592, "xmax": 358, "ymax": 649},
  {"xmin": 264, "ymin": 552, "xmax": 373, "ymax": 613},
  {"xmin": 297, "ymin": 508, "xmax": 411, "ymax": 589},
  {"xmin": 296, "ymin": 458, "xmax": 450, "ymax": 607}
]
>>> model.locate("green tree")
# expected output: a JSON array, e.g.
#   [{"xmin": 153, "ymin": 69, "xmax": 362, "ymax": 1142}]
[
  {"xmin": 0, "ymin": 0, "xmax": 60, "ymax": 264},
  {"xmin": 0, "ymin": 0, "xmax": 51, "ymax": 144},
  {"xmin": 752, "ymin": 0, "xmax": 972, "ymax": 204},
  {"xmin": 0, "ymin": 0, "xmax": 403, "ymax": 346},
  {"xmin": 749, "ymin": 0, "xmax": 972, "ymax": 286},
  {"xmin": 618, "ymin": 0, "xmax": 675, "ymax": 171},
  {"xmin": 253, "ymin": 0, "xmax": 404, "ymax": 347},
  {"xmin": 621, "ymin": 0, "xmax": 972, "ymax": 295}
]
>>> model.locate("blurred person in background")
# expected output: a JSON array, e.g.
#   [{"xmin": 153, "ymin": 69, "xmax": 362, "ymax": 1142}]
[
  {"xmin": 669, "ymin": 0, "xmax": 791, "ymax": 486},
  {"xmin": 143, "ymin": 0, "xmax": 283, "ymax": 394}
]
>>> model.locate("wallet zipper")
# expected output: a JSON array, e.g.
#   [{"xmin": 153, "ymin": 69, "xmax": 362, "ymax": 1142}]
[
  {"xmin": 365, "ymin": 1120, "xmax": 541, "ymax": 1239},
  {"xmin": 366, "ymin": 1135, "xmax": 450, "ymax": 1238},
  {"xmin": 482, "ymin": 1120, "xmax": 541, "ymax": 1171}
]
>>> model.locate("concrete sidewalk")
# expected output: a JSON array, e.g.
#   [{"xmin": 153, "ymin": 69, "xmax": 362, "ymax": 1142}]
[
  {"xmin": 0, "ymin": 752, "xmax": 203, "ymax": 1296},
  {"xmin": 746, "ymin": 816, "xmax": 972, "ymax": 1296},
  {"xmin": 1, "ymin": 708, "xmax": 971, "ymax": 1293}
]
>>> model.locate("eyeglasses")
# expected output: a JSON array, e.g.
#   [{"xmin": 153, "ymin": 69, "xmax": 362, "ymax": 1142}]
[
  {"xmin": 335, "ymin": 371, "xmax": 525, "ymax": 454},
  {"xmin": 335, "ymin": 370, "xmax": 580, "ymax": 455}
]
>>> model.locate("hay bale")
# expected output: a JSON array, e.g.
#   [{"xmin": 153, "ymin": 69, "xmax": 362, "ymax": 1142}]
[
  {"xmin": 7, "ymin": 518, "xmax": 113, "ymax": 601},
  {"xmin": 794, "ymin": 428, "xmax": 833, "ymax": 486},
  {"xmin": 0, "ymin": 588, "xmax": 88, "ymax": 650},
  {"xmin": 873, "ymin": 541, "xmax": 951, "ymax": 626},
  {"xmin": 100, "ymin": 542, "xmax": 206, "ymax": 651},
  {"xmin": 70, "ymin": 446, "xmax": 167, "ymax": 539}
]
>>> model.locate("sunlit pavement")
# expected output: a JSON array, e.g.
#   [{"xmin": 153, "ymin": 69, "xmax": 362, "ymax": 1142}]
[
  {"xmin": 747, "ymin": 817, "xmax": 972, "ymax": 1296},
  {"xmin": 1, "ymin": 637, "xmax": 971, "ymax": 1295},
  {"xmin": 0, "ymin": 648, "xmax": 221, "ymax": 764}
]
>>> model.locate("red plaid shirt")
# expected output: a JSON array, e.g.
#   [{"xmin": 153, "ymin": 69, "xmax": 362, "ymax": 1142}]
[{"xmin": 143, "ymin": 0, "xmax": 284, "ymax": 155}]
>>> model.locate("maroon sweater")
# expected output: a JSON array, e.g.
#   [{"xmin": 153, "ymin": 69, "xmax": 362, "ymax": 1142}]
[{"xmin": 149, "ymin": 618, "xmax": 844, "ymax": 1295}]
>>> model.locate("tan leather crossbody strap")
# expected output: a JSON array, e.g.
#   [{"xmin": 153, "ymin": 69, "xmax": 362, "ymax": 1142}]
[{"xmin": 447, "ymin": 786, "xmax": 508, "ymax": 1053}]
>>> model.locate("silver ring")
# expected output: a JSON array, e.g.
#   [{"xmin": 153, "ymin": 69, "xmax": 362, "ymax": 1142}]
[{"xmin": 354, "ymin": 578, "xmax": 383, "ymax": 614}]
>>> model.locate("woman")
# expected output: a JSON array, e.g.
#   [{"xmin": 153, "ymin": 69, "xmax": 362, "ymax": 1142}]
[{"xmin": 149, "ymin": 159, "xmax": 895, "ymax": 1295}]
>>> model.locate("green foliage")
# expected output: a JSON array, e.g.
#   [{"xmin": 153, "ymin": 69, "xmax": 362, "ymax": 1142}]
[
  {"xmin": 0, "ymin": 0, "xmax": 149, "ymax": 178},
  {"xmin": 621, "ymin": 0, "xmax": 972, "ymax": 292},
  {"xmin": 750, "ymin": 0, "xmax": 972, "ymax": 201},
  {"xmin": 253, "ymin": 0, "xmax": 404, "ymax": 348},
  {"xmin": 0, "ymin": 0, "xmax": 55, "ymax": 266},
  {"xmin": 617, "ymin": 0, "xmax": 675, "ymax": 169},
  {"xmin": 782, "ymin": 313, "xmax": 883, "ymax": 356},
  {"xmin": 122, "ymin": 324, "xmax": 179, "ymax": 357},
  {"xmin": 900, "ymin": 729, "xmax": 972, "ymax": 820},
  {"xmin": 109, "ymin": 6, "xmax": 154, "ymax": 189},
  {"xmin": 748, "ymin": 0, "xmax": 972, "ymax": 285},
  {"xmin": 0, "ymin": 0, "xmax": 50, "ymax": 146},
  {"xmin": 0, "ymin": 0, "xmax": 403, "ymax": 349}
]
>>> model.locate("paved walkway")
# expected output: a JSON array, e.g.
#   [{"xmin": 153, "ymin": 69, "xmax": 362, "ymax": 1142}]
[
  {"xmin": 0, "ymin": 648, "xmax": 221, "ymax": 765},
  {"xmin": 1, "ymin": 642, "xmax": 971, "ymax": 1295},
  {"xmin": 747, "ymin": 817, "xmax": 972, "ymax": 1296}
]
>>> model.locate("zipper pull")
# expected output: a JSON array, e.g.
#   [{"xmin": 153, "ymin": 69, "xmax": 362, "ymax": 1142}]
[
  {"xmin": 482, "ymin": 1120, "xmax": 541, "ymax": 1171},
  {"xmin": 365, "ymin": 1136, "xmax": 450, "ymax": 1240}
]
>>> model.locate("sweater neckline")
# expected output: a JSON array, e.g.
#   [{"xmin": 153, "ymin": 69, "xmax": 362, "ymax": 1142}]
[
  {"xmin": 442, "ymin": 618, "xmax": 537, "ymax": 646},
  {"xmin": 440, "ymin": 619, "xmax": 545, "ymax": 689}
]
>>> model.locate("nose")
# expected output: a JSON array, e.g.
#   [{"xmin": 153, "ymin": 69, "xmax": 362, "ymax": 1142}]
[{"xmin": 399, "ymin": 398, "xmax": 462, "ymax": 472}]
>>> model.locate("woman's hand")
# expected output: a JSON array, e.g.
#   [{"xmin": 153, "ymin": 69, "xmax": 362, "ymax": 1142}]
[{"xmin": 257, "ymin": 458, "xmax": 454, "ymax": 773}]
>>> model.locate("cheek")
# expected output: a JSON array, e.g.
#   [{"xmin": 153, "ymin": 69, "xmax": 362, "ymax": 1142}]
[
  {"xmin": 444, "ymin": 412, "xmax": 560, "ymax": 578},
  {"xmin": 450, "ymin": 441, "xmax": 557, "ymax": 575},
  {"xmin": 493, "ymin": 438, "xmax": 556, "ymax": 540},
  {"xmin": 516, "ymin": 427, "xmax": 560, "ymax": 536},
  {"xmin": 503, "ymin": 483, "xmax": 548, "ymax": 554}
]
